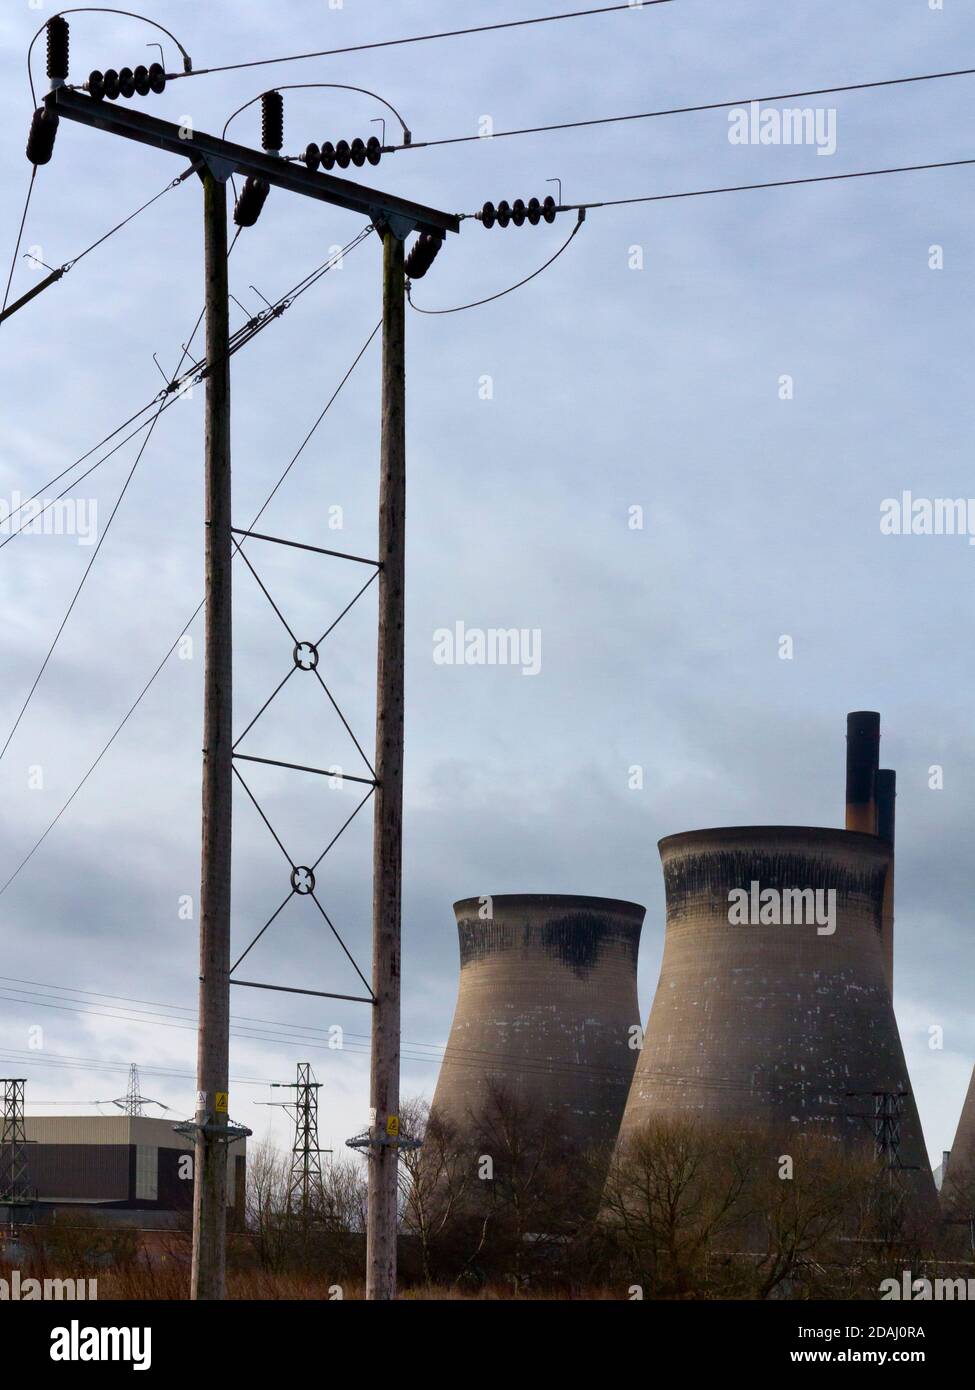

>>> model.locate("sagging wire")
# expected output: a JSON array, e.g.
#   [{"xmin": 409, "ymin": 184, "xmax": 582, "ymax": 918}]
[
  {"xmin": 0, "ymin": 227, "xmax": 369, "ymax": 555},
  {"xmin": 407, "ymin": 210, "xmax": 586, "ymax": 314},
  {"xmin": 0, "ymin": 234, "xmax": 376, "ymax": 893},
  {"xmin": 27, "ymin": 6, "xmax": 192, "ymax": 106}
]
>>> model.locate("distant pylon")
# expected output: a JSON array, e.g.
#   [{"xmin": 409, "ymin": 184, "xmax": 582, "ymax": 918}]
[
  {"xmin": 271, "ymin": 1063, "xmax": 331, "ymax": 1223},
  {"xmin": 96, "ymin": 1063, "xmax": 170, "ymax": 1117},
  {"xmin": 0, "ymin": 1078, "xmax": 33, "ymax": 1207},
  {"xmin": 873, "ymin": 1091, "xmax": 907, "ymax": 1170}
]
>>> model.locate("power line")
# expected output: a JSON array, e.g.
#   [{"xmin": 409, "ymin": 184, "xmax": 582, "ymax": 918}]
[
  {"xmin": 1, "ymin": 167, "xmax": 197, "ymax": 327},
  {"xmin": 389, "ymin": 64, "xmax": 975, "ymax": 153},
  {"xmin": 2, "ymin": 169, "xmax": 37, "ymax": 315},
  {"xmin": 460, "ymin": 156, "xmax": 975, "ymax": 224},
  {"xmin": 166, "ymin": 3, "xmax": 671, "ymax": 82},
  {"xmin": 408, "ymin": 213, "xmax": 586, "ymax": 314},
  {"xmin": 565, "ymin": 156, "xmax": 975, "ymax": 212},
  {"xmin": 0, "ymin": 1046, "xmax": 270, "ymax": 1090},
  {"xmin": 0, "ymin": 245, "xmax": 375, "ymax": 897},
  {"xmin": 0, "ymin": 977, "xmax": 809, "ymax": 1095},
  {"xmin": 0, "ymin": 304, "xmax": 207, "ymax": 768},
  {"xmin": 1, "ymin": 226, "xmax": 371, "ymax": 555}
]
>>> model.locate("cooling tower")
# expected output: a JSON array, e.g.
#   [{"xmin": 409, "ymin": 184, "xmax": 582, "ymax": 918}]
[
  {"xmin": 942, "ymin": 1065, "xmax": 975, "ymax": 1219},
  {"xmin": 429, "ymin": 894, "xmax": 645, "ymax": 1153},
  {"xmin": 617, "ymin": 824, "xmax": 933, "ymax": 1203}
]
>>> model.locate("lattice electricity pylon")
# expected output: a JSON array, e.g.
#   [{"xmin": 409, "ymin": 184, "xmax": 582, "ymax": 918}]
[
  {"xmin": 846, "ymin": 1088, "xmax": 910, "ymax": 1170},
  {"xmin": 267, "ymin": 1064, "xmax": 332, "ymax": 1224},
  {"xmin": 0, "ymin": 1079, "xmax": 33, "ymax": 1207},
  {"xmin": 95, "ymin": 1063, "xmax": 170, "ymax": 1116},
  {"xmin": 227, "ymin": 528, "xmax": 378, "ymax": 1009},
  {"xmin": 873, "ymin": 1090, "xmax": 906, "ymax": 1170}
]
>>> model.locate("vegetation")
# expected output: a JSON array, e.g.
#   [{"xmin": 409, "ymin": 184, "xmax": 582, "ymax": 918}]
[{"xmin": 3, "ymin": 1090, "xmax": 965, "ymax": 1300}]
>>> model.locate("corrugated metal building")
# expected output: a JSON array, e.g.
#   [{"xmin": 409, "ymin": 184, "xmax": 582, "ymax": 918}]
[{"xmin": 14, "ymin": 1116, "xmax": 245, "ymax": 1219}]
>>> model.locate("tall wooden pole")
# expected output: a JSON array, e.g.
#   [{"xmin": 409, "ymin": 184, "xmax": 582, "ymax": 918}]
[
  {"xmin": 366, "ymin": 227, "xmax": 406, "ymax": 1301},
  {"xmin": 191, "ymin": 168, "xmax": 233, "ymax": 1301}
]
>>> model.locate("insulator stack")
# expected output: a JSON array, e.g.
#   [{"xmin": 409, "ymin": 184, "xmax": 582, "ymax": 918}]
[
  {"xmin": 234, "ymin": 175, "xmax": 270, "ymax": 228},
  {"xmin": 26, "ymin": 106, "xmax": 59, "ymax": 165},
  {"xmin": 404, "ymin": 231, "xmax": 443, "ymax": 280},
  {"xmin": 46, "ymin": 16, "xmax": 70, "ymax": 83},
  {"xmin": 87, "ymin": 62, "xmax": 166, "ymax": 100},
  {"xmin": 261, "ymin": 91, "xmax": 284, "ymax": 154},
  {"xmin": 480, "ymin": 195, "xmax": 557, "ymax": 228},
  {"xmin": 303, "ymin": 135, "xmax": 382, "ymax": 172}
]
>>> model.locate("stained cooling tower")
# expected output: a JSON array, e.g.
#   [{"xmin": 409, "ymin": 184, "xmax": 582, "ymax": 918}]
[
  {"xmin": 429, "ymin": 895, "xmax": 645, "ymax": 1152},
  {"xmin": 617, "ymin": 715, "xmax": 934, "ymax": 1208},
  {"xmin": 942, "ymin": 1066, "xmax": 975, "ymax": 1218}
]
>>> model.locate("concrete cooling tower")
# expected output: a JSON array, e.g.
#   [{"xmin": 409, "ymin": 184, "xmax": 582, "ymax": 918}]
[
  {"xmin": 428, "ymin": 894, "xmax": 645, "ymax": 1153},
  {"xmin": 616, "ymin": 714, "xmax": 934, "ymax": 1205},
  {"xmin": 942, "ymin": 1065, "xmax": 975, "ymax": 1219}
]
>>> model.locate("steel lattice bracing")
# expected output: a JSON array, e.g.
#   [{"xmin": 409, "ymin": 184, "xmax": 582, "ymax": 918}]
[
  {"xmin": 270, "ymin": 1064, "xmax": 330, "ymax": 1224},
  {"xmin": 0, "ymin": 1078, "xmax": 32, "ymax": 1207}
]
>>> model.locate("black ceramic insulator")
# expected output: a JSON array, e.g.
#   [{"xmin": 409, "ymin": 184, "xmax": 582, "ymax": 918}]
[
  {"xmin": 234, "ymin": 174, "xmax": 270, "ymax": 228},
  {"xmin": 26, "ymin": 106, "xmax": 58, "ymax": 165},
  {"xmin": 261, "ymin": 91, "xmax": 284, "ymax": 152},
  {"xmin": 47, "ymin": 16, "xmax": 69, "ymax": 81}
]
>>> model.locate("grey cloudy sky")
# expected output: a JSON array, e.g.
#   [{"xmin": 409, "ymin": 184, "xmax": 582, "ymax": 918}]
[{"xmin": 1, "ymin": 0, "xmax": 972, "ymax": 1168}]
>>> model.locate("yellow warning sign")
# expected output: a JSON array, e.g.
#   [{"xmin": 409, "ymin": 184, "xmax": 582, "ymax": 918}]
[
  {"xmin": 216, "ymin": 1092, "xmax": 229, "ymax": 1113},
  {"xmin": 386, "ymin": 1115, "xmax": 399, "ymax": 1138}
]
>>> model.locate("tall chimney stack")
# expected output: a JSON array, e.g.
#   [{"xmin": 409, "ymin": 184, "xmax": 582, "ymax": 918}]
[
  {"xmin": 845, "ymin": 711, "xmax": 880, "ymax": 834},
  {"xmin": 875, "ymin": 767, "xmax": 896, "ymax": 990}
]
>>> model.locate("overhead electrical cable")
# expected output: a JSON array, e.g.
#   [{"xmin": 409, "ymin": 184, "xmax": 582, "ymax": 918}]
[
  {"xmin": 163, "ymin": 3, "xmax": 672, "ymax": 82},
  {"xmin": 0, "ymin": 304, "xmax": 208, "ymax": 768},
  {"xmin": 0, "ymin": 976, "xmax": 806, "ymax": 1094},
  {"xmin": 0, "ymin": 246, "xmax": 376, "ymax": 897},
  {"xmin": 2, "ymin": 168, "xmax": 37, "ymax": 314},
  {"xmin": 388, "ymin": 64, "xmax": 975, "ymax": 153},
  {"xmin": 408, "ymin": 213, "xmax": 585, "ymax": 313},
  {"xmin": 557, "ymin": 156, "xmax": 975, "ymax": 213},
  {"xmin": 1, "ymin": 167, "xmax": 197, "ymax": 327}
]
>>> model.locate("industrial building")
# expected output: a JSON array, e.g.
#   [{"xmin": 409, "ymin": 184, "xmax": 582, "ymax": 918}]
[
  {"xmin": 1, "ymin": 1115, "xmax": 245, "ymax": 1226},
  {"xmin": 428, "ymin": 894, "xmax": 645, "ymax": 1152},
  {"xmin": 616, "ymin": 712, "xmax": 937, "ymax": 1208}
]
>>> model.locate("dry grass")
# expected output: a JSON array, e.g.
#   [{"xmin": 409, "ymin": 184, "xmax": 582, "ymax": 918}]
[{"xmin": 93, "ymin": 1266, "xmax": 615, "ymax": 1300}]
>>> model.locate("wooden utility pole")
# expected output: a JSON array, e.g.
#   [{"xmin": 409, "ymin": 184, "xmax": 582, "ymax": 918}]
[
  {"xmin": 192, "ymin": 167, "xmax": 233, "ymax": 1301},
  {"xmin": 366, "ymin": 227, "xmax": 406, "ymax": 1301}
]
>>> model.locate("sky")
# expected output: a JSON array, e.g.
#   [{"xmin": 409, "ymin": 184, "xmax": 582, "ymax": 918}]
[{"xmin": 0, "ymin": 0, "xmax": 973, "ymax": 1172}]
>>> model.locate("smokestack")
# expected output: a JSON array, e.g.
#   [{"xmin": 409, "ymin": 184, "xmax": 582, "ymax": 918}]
[
  {"xmin": 875, "ymin": 768, "xmax": 896, "ymax": 989},
  {"xmin": 876, "ymin": 769, "xmax": 896, "ymax": 845},
  {"xmin": 846, "ymin": 710, "xmax": 880, "ymax": 834}
]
